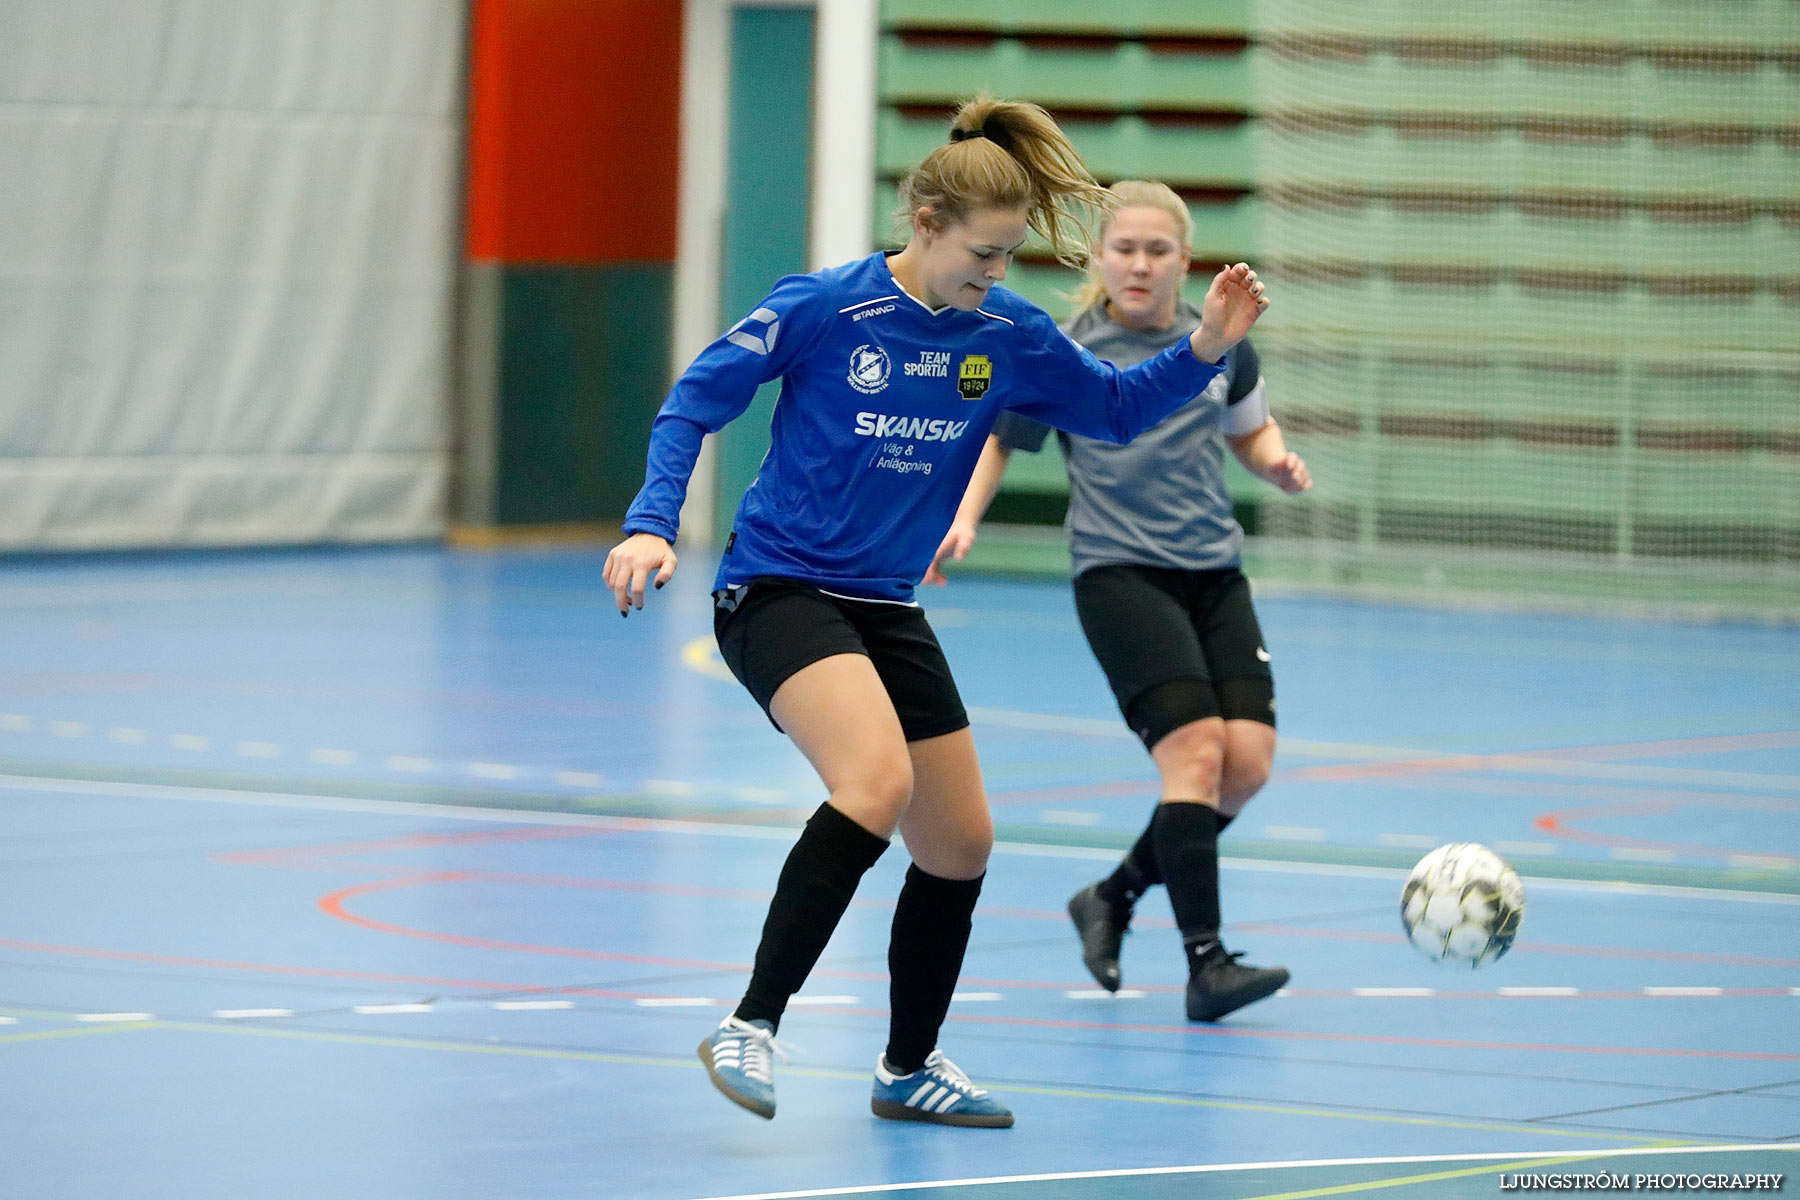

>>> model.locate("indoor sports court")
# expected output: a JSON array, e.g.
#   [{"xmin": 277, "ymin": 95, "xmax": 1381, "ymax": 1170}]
[
  {"xmin": 3, "ymin": 1, "xmax": 1796, "ymax": 1198},
  {"xmin": 1, "ymin": 546, "xmax": 1796, "ymax": 1198}
]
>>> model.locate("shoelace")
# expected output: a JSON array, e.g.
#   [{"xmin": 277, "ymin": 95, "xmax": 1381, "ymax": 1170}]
[
  {"xmin": 721, "ymin": 1019, "xmax": 792, "ymax": 1085},
  {"xmin": 923, "ymin": 1052, "xmax": 987, "ymax": 1098}
]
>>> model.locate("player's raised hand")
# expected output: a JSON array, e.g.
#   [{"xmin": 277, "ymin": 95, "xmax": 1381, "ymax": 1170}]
[
  {"xmin": 1191, "ymin": 263, "xmax": 1268, "ymax": 363},
  {"xmin": 603, "ymin": 532, "xmax": 677, "ymax": 616}
]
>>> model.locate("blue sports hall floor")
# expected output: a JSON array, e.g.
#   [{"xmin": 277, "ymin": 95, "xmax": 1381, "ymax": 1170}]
[{"xmin": 1, "ymin": 544, "xmax": 1795, "ymax": 1199}]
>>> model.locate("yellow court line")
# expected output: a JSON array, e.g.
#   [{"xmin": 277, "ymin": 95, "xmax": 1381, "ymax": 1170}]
[
  {"xmin": 991, "ymin": 1083, "xmax": 1663, "ymax": 1145},
  {"xmin": 1237, "ymin": 1145, "xmax": 1717, "ymax": 1200},
  {"xmin": 156, "ymin": 1019, "xmax": 1664, "ymax": 1146},
  {"xmin": 0, "ymin": 1021, "xmax": 159, "ymax": 1045},
  {"xmin": 1240, "ymin": 1155, "xmax": 1618, "ymax": 1200}
]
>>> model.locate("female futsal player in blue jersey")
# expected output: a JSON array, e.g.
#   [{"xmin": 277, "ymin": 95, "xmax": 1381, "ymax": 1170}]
[
  {"xmin": 606, "ymin": 100, "xmax": 1267, "ymax": 1128},
  {"xmin": 932, "ymin": 180, "xmax": 1310, "ymax": 1025}
]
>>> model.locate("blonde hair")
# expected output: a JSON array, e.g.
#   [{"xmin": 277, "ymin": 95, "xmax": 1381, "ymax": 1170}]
[
  {"xmin": 894, "ymin": 96, "xmax": 1114, "ymax": 268},
  {"xmin": 1068, "ymin": 180, "xmax": 1194, "ymax": 314}
]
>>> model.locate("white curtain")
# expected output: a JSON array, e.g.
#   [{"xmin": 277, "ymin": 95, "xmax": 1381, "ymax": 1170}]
[{"xmin": 0, "ymin": 0, "xmax": 464, "ymax": 549}]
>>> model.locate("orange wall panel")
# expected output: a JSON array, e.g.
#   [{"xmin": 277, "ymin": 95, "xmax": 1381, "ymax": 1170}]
[{"xmin": 466, "ymin": 0, "xmax": 683, "ymax": 265}]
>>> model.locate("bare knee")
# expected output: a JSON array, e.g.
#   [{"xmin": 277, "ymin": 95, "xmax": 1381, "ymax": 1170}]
[
  {"xmin": 1219, "ymin": 721, "xmax": 1276, "ymax": 814},
  {"xmin": 1151, "ymin": 718, "xmax": 1227, "ymax": 802},
  {"xmin": 911, "ymin": 818, "xmax": 992, "ymax": 881},
  {"xmin": 831, "ymin": 749, "xmax": 914, "ymax": 834},
  {"xmin": 1219, "ymin": 756, "xmax": 1270, "ymax": 813}
]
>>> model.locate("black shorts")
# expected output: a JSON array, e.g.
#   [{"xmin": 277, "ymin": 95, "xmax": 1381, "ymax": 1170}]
[
  {"xmin": 1071, "ymin": 563, "xmax": 1276, "ymax": 750},
  {"xmin": 713, "ymin": 578, "xmax": 969, "ymax": 743}
]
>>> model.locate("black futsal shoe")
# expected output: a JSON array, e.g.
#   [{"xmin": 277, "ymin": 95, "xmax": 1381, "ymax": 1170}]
[
  {"xmin": 1185, "ymin": 945, "xmax": 1289, "ymax": 1022},
  {"xmin": 1067, "ymin": 882, "xmax": 1130, "ymax": 992}
]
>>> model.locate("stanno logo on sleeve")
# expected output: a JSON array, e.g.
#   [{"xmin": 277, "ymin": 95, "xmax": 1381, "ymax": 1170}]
[
  {"xmin": 848, "ymin": 344, "xmax": 892, "ymax": 394},
  {"xmin": 725, "ymin": 307, "xmax": 780, "ymax": 356},
  {"xmin": 956, "ymin": 354, "xmax": 992, "ymax": 400}
]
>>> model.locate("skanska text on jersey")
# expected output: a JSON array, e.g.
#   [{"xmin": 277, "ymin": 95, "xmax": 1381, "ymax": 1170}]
[{"xmin": 853, "ymin": 413, "xmax": 972, "ymax": 443}]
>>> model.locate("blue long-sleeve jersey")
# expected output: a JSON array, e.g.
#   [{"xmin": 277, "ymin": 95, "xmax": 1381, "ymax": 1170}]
[{"xmin": 622, "ymin": 252, "xmax": 1227, "ymax": 603}]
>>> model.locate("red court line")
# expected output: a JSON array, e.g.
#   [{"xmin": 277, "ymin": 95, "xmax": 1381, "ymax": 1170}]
[
  {"xmin": 987, "ymin": 780, "xmax": 1158, "ymax": 806},
  {"xmin": 312, "ymin": 872, "xmax": 1800, "ymax": 977},
  {"xmin": 1380, "ymin": 773, "xmax": 1800, "ymax": 814},
  {"xmin": 318, "ymin": 873, "xmax": 766, "ymax": 975},
  {"xmin": 217, "ymin": 824, "xmax": 612, "ymax": 865},
  {"xmin": 1532, "ymin": 800, "xmax": 1800, "ymax": 865}
]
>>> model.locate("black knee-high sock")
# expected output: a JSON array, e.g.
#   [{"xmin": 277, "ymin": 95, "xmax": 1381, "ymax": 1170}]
[
  {"xmin": 1096, "ymin": 802, "xmax": 1162, "ymax": 908},
  {"xmin": 1150, "ymin": 801, "xmax": 1222, "ymax": 970},
  {"xmin": 884, "ymin": 864, "xmax": 983, "ymax": 1075},
  {"xmin": 735, "ymin": 802, "xmax": 888, "ymax": 1030}
]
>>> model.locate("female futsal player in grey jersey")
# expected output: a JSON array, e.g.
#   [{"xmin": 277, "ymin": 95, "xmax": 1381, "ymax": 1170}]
[{"xmin": 932, "ymin": 180, "xmax": 1311, "ymax": 1023}]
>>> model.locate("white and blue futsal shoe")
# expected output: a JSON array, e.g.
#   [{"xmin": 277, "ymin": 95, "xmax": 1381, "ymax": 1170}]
[
  {"xmin": 870, "ymin": 1049, "xmax": 1014, "ymax": 1128},
  {"xmin": 698, "ymin": 1016, "xmax": 782, "ymax": 1119}
]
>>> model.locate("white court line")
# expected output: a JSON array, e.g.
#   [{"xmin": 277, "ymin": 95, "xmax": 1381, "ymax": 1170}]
[
  {"xmin": 352, "ymin": 1003, "xmax": 432, "ymax": 1015},
  {"xmin": 76, "ymin": 1012, "xmax": 154, "ymax": 1022},
  {"xmin": 682, "ymin": 1143, "xmax": 1799, "ymax": 1200},
  {"xmin": 214, "ymin": 1008, "xmax": 295, "ymax": 1020},
  {"xmin": 493, "ymin": 1000, "xmax": 574, "ymax": 1011},
  {"xmin": 1, "ymin": 772, "xmax": 1796, "ymax": 906}
]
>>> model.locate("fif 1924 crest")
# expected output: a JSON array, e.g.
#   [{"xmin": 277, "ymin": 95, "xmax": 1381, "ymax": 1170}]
[{"xmin": 956, "ymin": 354, "xmax": 991, "ymax": 400}]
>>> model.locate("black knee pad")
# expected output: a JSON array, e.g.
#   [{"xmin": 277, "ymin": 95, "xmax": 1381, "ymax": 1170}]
[
  {"xmin": 1124, "ymin": 678, "xmax": 1220, "ymax": 751},
  {"xmin": 1215, "ymin": 675, "xmax": 1276, "ymax": 728}
]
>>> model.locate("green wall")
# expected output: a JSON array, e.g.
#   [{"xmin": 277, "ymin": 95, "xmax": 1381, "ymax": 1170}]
[
  {"xmin": 493, "ymin": 265, "xmax": 673, "ymax": 524},
  {"xmin": 714, "ymin": 6, "xmax": 816, "ymax": 538}
]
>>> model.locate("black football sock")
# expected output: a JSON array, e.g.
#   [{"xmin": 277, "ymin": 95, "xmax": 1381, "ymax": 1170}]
[
  {"xmin": 883, "ymin": 864, "xmax": 983, "ymax": 1075},
  {"xmin": 735, "ymin": 802, "xmax": 889, "ymax": 1031},
  {"xmin": 1150, "ymin": 801, "xmax": 1223, "ymax": 970},
  {"xmin": 1095, "ymin": 803, "xmax": 1162, "ymax": 909}
]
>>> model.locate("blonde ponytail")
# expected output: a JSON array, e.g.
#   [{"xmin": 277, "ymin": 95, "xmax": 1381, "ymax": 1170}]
[{"xmin": 895, "ymin": 96, "xmax": 1115, "ymax": 268}]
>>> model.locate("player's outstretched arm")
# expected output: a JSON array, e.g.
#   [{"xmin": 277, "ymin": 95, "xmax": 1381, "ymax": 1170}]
[
  {"xmin": 1228, "ymin": 419, "xmax": 1312, "ymax": 495},
  {"xmin": 1190, "ymin": 263, "xmax": 1268, "ymax": 363},
  {"xmin": 604, "ymin": 532, "xmax": 678, "ymax": 616},
  {"xmin": 926, "ymin": 436, "xmax": 1013, "ymax": 586}
]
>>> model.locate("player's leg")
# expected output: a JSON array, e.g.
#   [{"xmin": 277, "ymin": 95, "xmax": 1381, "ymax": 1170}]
[
  {"xmin": 1066, "ymin": 566, "xmax": 1208, "ymax": 990},
  {"xmin": 1179, "ymin": 570, "xmax": 1287, "ymax": 1020},
  {"xmin": 861, "ymin": 604, "xmax": 1012, "ymax": 1127},
  {"xmin": 699, "ymin": 585, "xmax": 904, "ymax": 1119}
]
